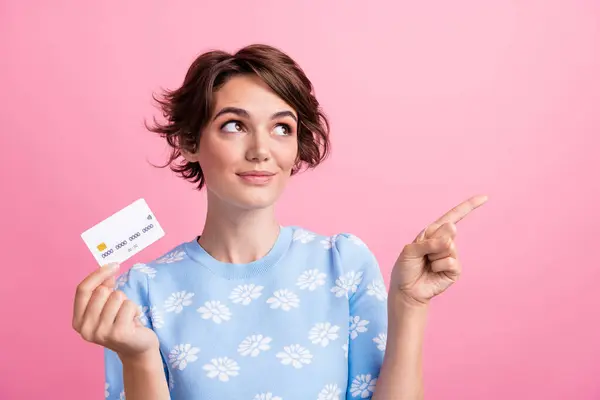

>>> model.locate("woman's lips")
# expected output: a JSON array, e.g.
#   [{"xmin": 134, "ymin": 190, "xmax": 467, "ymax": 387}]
[{"xmin": 236, "ymin": 171, "xmax": 275, "ymax": 185}]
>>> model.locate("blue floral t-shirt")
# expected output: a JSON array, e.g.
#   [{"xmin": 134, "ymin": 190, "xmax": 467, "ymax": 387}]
[{"xmin": 104, "ymin": 226, "xmax": 388, "ymax": 400}]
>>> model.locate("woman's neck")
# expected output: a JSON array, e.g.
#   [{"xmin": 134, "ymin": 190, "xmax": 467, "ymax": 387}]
[{"xmin": 197, "ymin": 196, "xmax": 281, "ymax": 265}]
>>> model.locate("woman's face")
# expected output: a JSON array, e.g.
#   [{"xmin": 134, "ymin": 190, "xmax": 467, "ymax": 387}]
[{"xmin": 186, "ymin": 74, "xmax": 299, "ymax": 210}]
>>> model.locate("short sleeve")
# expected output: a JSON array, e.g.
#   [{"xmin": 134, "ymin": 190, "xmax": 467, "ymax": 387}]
[
  {"xmin": 333, "ymin": 234, "xmax": 388, "ymax": 400},
  {"xmin": 103, "ymin": 266, "xmax": 170, "ymax": 400}
]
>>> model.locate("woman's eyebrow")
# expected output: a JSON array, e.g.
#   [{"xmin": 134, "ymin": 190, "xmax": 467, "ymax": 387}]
[
  {"xmin": 212, "ymin": 107, "xmax": 250, "ymax": 121},
  {"xmin": 271, "ymin": 111, "xmax": 297, "ymax": 122},
  {"xmin": 212, "ymin": 107, "xmax": 298, "ymax": 123}
]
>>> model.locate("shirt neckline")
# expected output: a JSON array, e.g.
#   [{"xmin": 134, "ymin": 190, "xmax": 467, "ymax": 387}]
[{"xmin": 183, "ymin": 225, "xmax": 293, "ymax": 280}]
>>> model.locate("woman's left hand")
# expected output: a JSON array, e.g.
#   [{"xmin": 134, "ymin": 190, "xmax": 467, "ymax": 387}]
[{"xmin": 390, "ymin": 195, "xmax": 488, "ymax": 306}]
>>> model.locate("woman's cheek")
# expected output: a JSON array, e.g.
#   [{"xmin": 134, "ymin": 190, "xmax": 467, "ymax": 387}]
[{"xmin": 278, "ymin": 141, "xmax": 299, "ymax": 171}]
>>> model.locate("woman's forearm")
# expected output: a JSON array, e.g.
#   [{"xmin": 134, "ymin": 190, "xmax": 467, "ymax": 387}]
[
  {"xmin": 120, "ymin": 350, "xmax": 170, "ymax": 400},
  {"xmin": 372, "ymin": 292, "xmax": 428, "ymax": 400}
]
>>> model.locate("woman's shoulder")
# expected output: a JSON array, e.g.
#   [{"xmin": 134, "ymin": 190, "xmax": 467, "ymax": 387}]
[
  {"xmin": 289, "ymin": 224, "xmax": 367, "ymax": 242},
  {"xmin": 289, "ymin": 226, "xmax": 384, "ymax": 297},
  {"xmin": 288, "ymin": 225, "xmax": 374, "ymax": 257}
]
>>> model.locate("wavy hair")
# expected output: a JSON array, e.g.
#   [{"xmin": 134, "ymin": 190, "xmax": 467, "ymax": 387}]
[{"xmin": 145, "ymin": 44, "xmax": 331, "ymax": 190}]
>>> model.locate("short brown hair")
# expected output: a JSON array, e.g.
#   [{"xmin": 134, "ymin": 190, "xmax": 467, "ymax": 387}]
[{"xmin": 146, "ymin": 44, "xmax": 331, "ymax": 190}]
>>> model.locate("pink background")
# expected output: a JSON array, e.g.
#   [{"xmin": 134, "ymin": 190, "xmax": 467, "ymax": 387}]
[{"xmin": 1, "ymin": 1, "xmax": 599, "ymax": 399}]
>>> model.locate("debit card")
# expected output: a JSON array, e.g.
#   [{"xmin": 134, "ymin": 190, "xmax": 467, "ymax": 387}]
[{"xmin": 81, "ymin": 198, "xmax": 165, "ymax": 266}]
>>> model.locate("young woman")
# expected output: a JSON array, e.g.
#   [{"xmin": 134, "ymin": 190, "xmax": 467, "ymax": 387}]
[{"xmin": 72, "ymin": 44, "xmax": 487, "ymax": 400}]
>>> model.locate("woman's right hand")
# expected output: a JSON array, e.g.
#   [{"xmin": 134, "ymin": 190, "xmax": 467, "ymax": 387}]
[{"xmin": 72, "ymin": 263, "xmax": 159, "ymax": 361}]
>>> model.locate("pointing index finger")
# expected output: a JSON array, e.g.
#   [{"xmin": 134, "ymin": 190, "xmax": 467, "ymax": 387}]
[{"xmin": 434, "ymin": 195, "xmax": 488, "ymax": 226}]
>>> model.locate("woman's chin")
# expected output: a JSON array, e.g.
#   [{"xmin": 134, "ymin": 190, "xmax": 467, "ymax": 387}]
[
  {"xmin": 226, "ymin": 191, "xmax": 281, "ymax": 211},
  {"xmin": 207, "ymin": 182, "xmax": 286, "ymax": 211}
]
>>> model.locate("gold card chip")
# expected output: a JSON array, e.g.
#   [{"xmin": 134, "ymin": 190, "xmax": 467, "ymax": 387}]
[{"xmin": 96, "ymin": 242, "xmax": 107, "ymax": 251}]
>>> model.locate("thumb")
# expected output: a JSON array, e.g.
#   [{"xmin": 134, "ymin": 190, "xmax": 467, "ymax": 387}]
[
  {"xmin": 101, "ymin": 276, "xmax": 117, "ymax": 289},
  {"xmin": 100, "ymin": 263, "xmax": 121, "ymax": 289},
  {"xmin": 402, "ymin": 237, "xmax": 452, "ymax": 259}
]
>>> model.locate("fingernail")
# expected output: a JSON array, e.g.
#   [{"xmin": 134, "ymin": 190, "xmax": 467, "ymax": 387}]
[{"xmin": 104, "ymin": 262, "xmax": 120, "ymax": 270}]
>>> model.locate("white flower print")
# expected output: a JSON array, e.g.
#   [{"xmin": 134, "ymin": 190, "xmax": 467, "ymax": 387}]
[
  {"xmin": 164, "ymin": 291, "xmax": 194, "ymax": 313},
  {"xmin": 105, "ymin": 382, "xmax": 109, "ymax": 398},
  {"xmin": 197, "ymin": 300, "xmax": 232, "ymax": 324},
  {"xmin": 266, "ymin": 289, "xmax": 300, "ymax": 311},
  {"xmin": 238, "ymin": 334, "xmax": 272, "ymax": 357},
  {"xmin": 229, "ymin": 284, "xmax": 263, "ymax": 305},
  {"xmin": 320, "ymin": 234, "xmax": 339, "ymax": 250},
  {"xmin": 253, "ymin": 393, "xmax": 282, "ymax": 400},
  {"xmin": 132, "ymin": 263, "xmax": 157, "ymax": 278},
  {"xmin": 350, "ymin": 374, "xmax": 377, "ymax": 398},
  {"xmin": 137, "ymin": 305, "xmax": 149, "ymax": 326},
  {"xmin": 119, "ymin": 391, "xmax": 126, "ymax": 400},
  {"xmin": 293, "ymin": 228, "xmax": 315, "ymax": 243},
  {"xmin": 349, "ymin": 316, "xmax": 369, "ymax": 340},
  {"xmin": 308, "ymin": 322, "xmax": 340, "ymax": 347},
  {"xmin": 202, "ymin": 357, "xmax": 240, "ymax": 382},
  {"xmin": 318, "ymin": 383, "xmax": 342, "ymax": 400},
  {"xmin": 168, "ymin": 344, "xmax": 200, "ymax": 371},
  {"xmin": 276, "ymin": 344, "xmax": 313, "ymax": 368},
  {"xmin": 367, "ymin": 280, "xmax": 388, "ymax": 301},
  {"xmin": 149, "ymin": 306, "xmax": 164, "ymax": 328},
  {"xmin": 342, "ymin": 340, "xmax": 349, "ymax": 358},
  {"xmin": 296, "ymin": 269, "xmax": 326, "ymax": 291},
  {"xmin": 331, "ymin": 271, "xmax": 364, "ymax": 298},
  {"xmin": 156, "ymin": 250, "xmax": 186, "ymax": 264},
  {"xmin": 348, "ymin": 234, "xmax": 366, "ymax": 247},
  {"xmin": 373, "ymin": 333, "xmax": 387, "ymax": 352}
]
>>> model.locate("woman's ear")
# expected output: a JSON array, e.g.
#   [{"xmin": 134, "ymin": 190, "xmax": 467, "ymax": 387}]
[{"xmin": 179, "ymin": 131, "xmax": 201, "ymax": 163}]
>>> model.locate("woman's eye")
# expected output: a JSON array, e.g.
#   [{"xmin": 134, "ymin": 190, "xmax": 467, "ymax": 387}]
[
  {"xmin": 222, "ymin": 121, "xmax": 243, "ymax": 133},
  {"xmin": 273, "ymin": 124, "xmax": 290, "ymax": 136}
]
